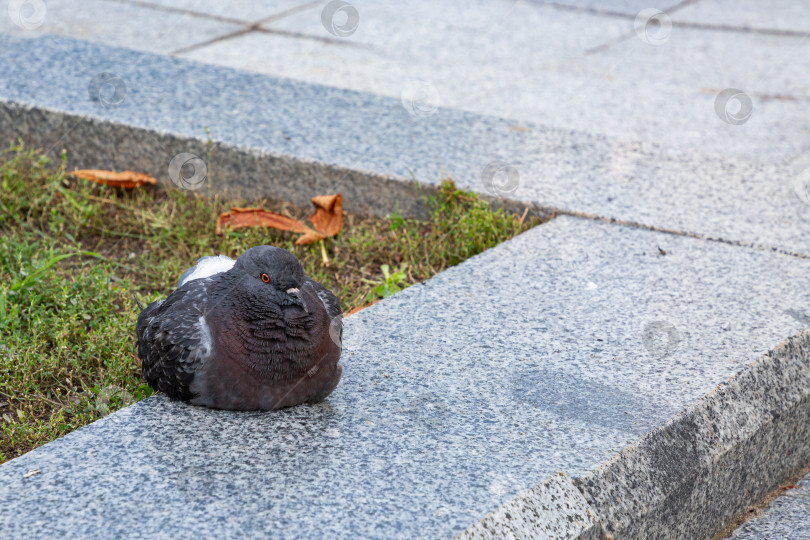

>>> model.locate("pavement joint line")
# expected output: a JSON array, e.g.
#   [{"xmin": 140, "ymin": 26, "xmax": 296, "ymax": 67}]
[
  {"xmin": 172, "ymin": 23, "xmax": 373, "ymax": 57},
  {"xmin": 253, "ymin": 0, "xmax": 324, "ymax": 26},
  {"xmin": 252, "ymin": 26, "xmax": 377, "ymax": 50},
  {"xmin": 485, "ymin": 202, "xmax": 810, "ymax": 261},
  {"xmin": 581, "ymin": 0, "xmax": 699, "ymax": 54},
  {"xmin": 530, "ymin": 0, "xmax": 697, "ymax": 20},
  {"xmin": 104, "ymin": 0, "xmax": 259, "ymax": 26},
  {"xmin": 170, "ymin": 27, "xmax": 257, "ymax": 56},
  {"xmin": 538, "ymin": 0, "xmax": 809, "ymax": 41}
]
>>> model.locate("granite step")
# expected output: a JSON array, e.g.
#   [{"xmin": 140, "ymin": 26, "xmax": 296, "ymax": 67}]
[
  {"xmin": 730, "ymin": 469, "xmax": 810, "ymax": 539},
  {"xmin": 1, "ymin": 215, "xmax": 809, "ymax": 539},
  {"xmin": 2, "ymin": 33, "xmax": 810, "ymax": 256}
]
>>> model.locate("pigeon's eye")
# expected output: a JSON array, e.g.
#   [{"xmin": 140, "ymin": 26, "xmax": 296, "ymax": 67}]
[{"xmin": 261, "ymin": 273, "xmax": 271, "ymax": 283}]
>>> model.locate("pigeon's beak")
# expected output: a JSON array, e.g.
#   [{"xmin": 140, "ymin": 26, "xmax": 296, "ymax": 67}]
[{"xmin": 286, "ymin": 287, "xmax": 308, "ymax": 313}]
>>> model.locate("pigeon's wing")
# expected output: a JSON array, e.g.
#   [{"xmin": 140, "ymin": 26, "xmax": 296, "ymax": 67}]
[
  {"xmin": 303, "ymin": 278, "xmax": 342, "ymax": 319},
  {"xmin": 303, "ymin": 278, "xmax": 343, "ymax": 349},
  {"xmin": 136, "ymin": 278, "xmax": 215, "ymax": 401},
  {"xmin": 177, "ymin": 254, "xmax": 234, "ymax": 288}
]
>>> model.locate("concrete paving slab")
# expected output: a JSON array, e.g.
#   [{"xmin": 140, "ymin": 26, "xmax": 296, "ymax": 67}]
[
  {"xmin": 0, "ymin": 0, "xmax": 242, "ymax": 54},
  {"xmin": 731, "ymin": 470, "xmax": 810, "ymax": 539},
  {"xmin": 674, "ymin": 0, "xmax": 810, "ymax": 35},
  {"xmin": 1, "ymin": 215, "xmax": 809, "ymax": 538},
  {"xmin": 3, "ymin": 34, "xmax": 810, "ymax": 256},
  {"xmin": 206, "ymin": 1, "xmax": 810, "ymax": 163},
  {"xmin": 105, "ymin": 0, "xmax": 312, "ymax": 24}
]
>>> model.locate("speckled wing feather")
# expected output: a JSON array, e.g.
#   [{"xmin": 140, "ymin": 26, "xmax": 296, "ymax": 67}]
[
  {"xmin": 304, "ymin": 278, "xmax": 342, "ymax": 346},
  {"xmin": 304, "ymin": 278, "xmax": 342, "ymax": 319},
  {"xmin": 136, "ymin": 277, "xmax": 215, "ymax": 401}
]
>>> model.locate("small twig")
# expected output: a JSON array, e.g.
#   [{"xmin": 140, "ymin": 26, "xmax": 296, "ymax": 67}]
[{"xmin": 517, "ymin": 207, "xmax": 529, "ymax": 229}]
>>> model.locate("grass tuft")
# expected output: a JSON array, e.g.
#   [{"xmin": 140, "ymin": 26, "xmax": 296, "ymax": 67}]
[{"xmin": 0, "ymin": 144, "xmax": 547, "ymax": 462}]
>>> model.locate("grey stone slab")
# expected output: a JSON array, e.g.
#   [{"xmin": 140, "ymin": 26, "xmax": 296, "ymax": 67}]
[
  {"xmin": 674, "ymin": 0, "xmax": 810, "ymax": 35},
  {"xmin": 459, "ymin": 473, "xmax": 603, "ymax": 539},
  {"xmin": 1, "ymin": 215, "xmax": 810, "ymax": 538},
  {"xmin": 105, "ymin": 0, "xmax": 311, "ymax": 23},
  {"xmin": 731, "ymin": 471, "xmax": 810, "ymax": 539},
  {"xmin": 575, "ymin": 331, "xmax": 810, "ymax": 539},
  {"xmin": 229, "ymin": 2, "xmax": 810, "ymax": 163},
  {"xmin": 0, "ymin": 0, "xmax": 241, "ymax": 54},
  {"xmin": 2, "ymin": 34, "xmax": 810, "ymax": 255}
]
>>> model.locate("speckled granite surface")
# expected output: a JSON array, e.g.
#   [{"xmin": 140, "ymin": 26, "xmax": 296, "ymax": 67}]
[
  {"xmin": 575, "ymin": 332, "xmax": 810, "ymax": 540},
  {"xmin": 1, "ymin": 216, "xmax": 809, "ymax": 538},
  {"xmin": 458, "ymin": 473, "xmax": 602, "ymax": 539},
  {"xmin": 731, "ymin": 469, "xmax": 810, "ymax": 539},
  {"xmin": 1, "ymin": 34, "xmax": 810, "ymax": 254}
]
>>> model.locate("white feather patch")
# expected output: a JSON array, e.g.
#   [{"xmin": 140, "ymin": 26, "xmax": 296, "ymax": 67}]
[{"xmin": 178, "ymin": 255, "xmax": 235, "ymax": 287}]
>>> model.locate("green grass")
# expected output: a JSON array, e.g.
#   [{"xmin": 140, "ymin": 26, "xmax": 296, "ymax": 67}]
[{"xmin": 0, "ymin": 144, "xmax": 546, "ymax": 462}]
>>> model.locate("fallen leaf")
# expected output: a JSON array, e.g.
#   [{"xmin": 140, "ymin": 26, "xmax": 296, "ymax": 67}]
[
  {"xmin": 216, "ymin": 207, "xmax": 315, "ymax": 236},
  {"xmin": 23, "ymin": 469, "xmax": 41, "ymax": 478},
  {"xmin": 296, "ymin": 194, "xmax": 343, "ymax": 245},
  {"xmin": 215, "ymin": 195, "xmax": 343, "ymax": 265},
  {"xmin": 782, "ymin": 484, "xmax": 800, "ymax": 490},
  {"xmin": 71, "ymin": 169, "xmax": 157, "ymax": 189}
]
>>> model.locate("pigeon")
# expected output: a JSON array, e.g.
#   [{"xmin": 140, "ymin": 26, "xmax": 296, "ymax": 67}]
[{"xmin": 136, "ymin": 246, "xmax": 343, "ymax": 410}]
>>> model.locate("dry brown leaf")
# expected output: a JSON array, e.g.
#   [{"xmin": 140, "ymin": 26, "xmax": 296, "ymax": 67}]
[
  {"xmin": 71, "ymin": 169, "xmax": 157, "ymax": 189},
  {"xmin": 295, "ymin": 194, "xmax": 342, "ymax": 245},
  {"xmin": 216, "ymin": 207, "xmax": 315, "ymax": 236},
  {"xmin": 216, "ymin": 194, "xmax": 342, "ymax": 267}
]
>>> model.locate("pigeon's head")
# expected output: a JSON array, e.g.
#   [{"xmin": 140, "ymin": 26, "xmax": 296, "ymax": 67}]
[{"xmin": 232, "ymin": 246, "xmax": 308, "ymax": 312}]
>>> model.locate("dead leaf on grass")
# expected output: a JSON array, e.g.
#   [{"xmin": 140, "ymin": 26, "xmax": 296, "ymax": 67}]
[
  {"xmin": 71, "ymin": 169, "xmax": 157, "ymax": 189},
  {"xmin": 216, "ymin": 207, "xmax": 314, "ymax": 236},
  {"xmin": 296, "ymin": 194, "xmax": 343, "ymax": 245}
]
